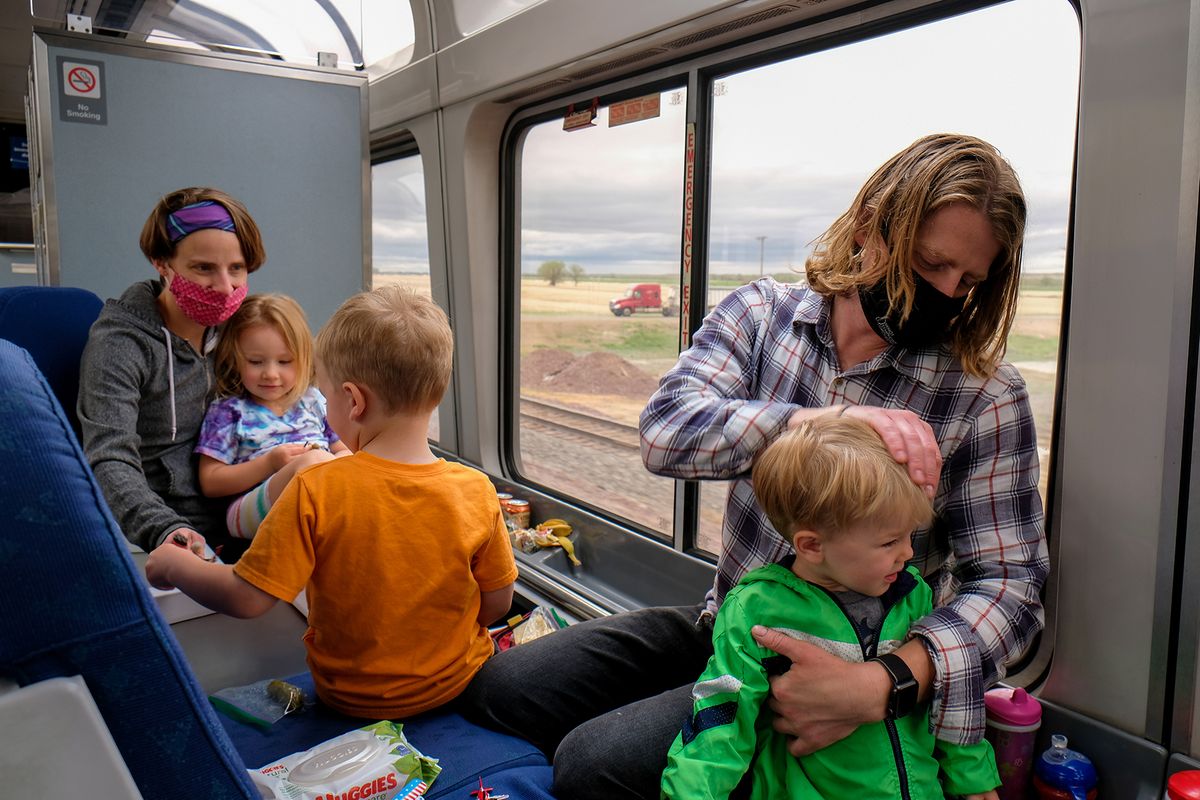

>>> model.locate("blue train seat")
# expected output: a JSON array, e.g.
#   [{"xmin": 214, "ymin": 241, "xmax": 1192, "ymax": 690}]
[
  {"xmin": 0, "ymin": 338, "xmax": 260, "ymax": 798},
  {"xmin": 0, "ymin": 285, "xmax": 103, "ymax": 435}
]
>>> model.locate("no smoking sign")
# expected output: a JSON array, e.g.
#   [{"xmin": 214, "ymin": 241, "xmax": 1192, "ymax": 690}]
[
  {"xmin": 63, "ymin": 61, "xmax": 101, "ymax": 98},
  {"xmin": 56, "ymin": 56, "xmax": 107, "ymax": 125}
]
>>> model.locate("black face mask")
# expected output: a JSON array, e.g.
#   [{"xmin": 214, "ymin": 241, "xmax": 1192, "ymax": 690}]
[{"xmin": 858, "ymin": 272, "xmax": 968, "ymax": 348}]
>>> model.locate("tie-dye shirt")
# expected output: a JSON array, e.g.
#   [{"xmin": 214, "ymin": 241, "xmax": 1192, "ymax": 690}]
[{"xmin": 195, "ymin": 387, "xmax": 339, "ymax": 465}]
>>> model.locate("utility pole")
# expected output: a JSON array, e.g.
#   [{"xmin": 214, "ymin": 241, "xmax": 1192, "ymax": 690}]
[{"xmin": 756, "ymin": 235, "xmax": 767, "ymax": 278}]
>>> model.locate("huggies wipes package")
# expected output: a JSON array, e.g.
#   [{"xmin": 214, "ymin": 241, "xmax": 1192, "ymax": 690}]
[{"xmin": 250, "ymin": 721, "xmax": 441, "ymax": 800}]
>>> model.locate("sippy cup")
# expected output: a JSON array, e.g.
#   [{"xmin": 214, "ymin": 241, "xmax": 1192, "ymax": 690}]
[
  {"xmin": 985, "ymin": 686, "xmax": 1042, "ymax": 800},
  {"xmin": 1032, "ymin": 734, "xmax": 1098, "ymax": 799},
  {"xmin": 1167, "ymin": 770, "xmax": 1200, "ymax": 800}
]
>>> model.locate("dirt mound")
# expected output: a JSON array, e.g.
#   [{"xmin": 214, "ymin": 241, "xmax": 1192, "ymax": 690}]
[
  {"xmin": 522, "ymin": 348, "xmax": 577, "ymax": 386},
  {"xmin": 533, "ymin": 350, "xmax": 661, "ymax": 396}
]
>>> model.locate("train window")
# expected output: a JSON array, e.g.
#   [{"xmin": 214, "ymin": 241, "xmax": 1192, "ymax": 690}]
[
  {"xmin": 454, "ymin": 0, "xmax": 541, "ymax": 36},
  {"xmin": 695, "ymin": 0, "xmax": 1080, "ymax": 554},
  {"xmin": 371, "ymin": 150, "xmax": 440, "ymax": 442},
  {"xmin": 515, "ymin": 91, "xmax": 688, "ymax": 538},
  {"xmin": 30, "ymin": 1, "xmax": 415, "ymax": 70}
]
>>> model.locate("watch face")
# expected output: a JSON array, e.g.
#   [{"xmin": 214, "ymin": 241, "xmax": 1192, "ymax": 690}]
[{"xmin": 875, "ymin": 653, "xmax": 919, "ymax": 719}]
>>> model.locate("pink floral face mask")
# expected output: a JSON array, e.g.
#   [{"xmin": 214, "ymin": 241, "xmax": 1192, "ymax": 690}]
[{"xmin": 169, "ymin": 271, "xmax": 247, "ymax": 327}]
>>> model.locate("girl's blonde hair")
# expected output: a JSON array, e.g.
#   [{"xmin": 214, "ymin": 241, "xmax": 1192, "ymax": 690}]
[
  {"xmin": 805, "ymin": 133, "xmax": 1026, "ymax": 378},
  {"xmin": 752, "ymin": 416, "xmax": 933, "ymax": 539},
  {"xmin": 214, "ymin": 294, "xmax": 314, "ymax": 408}
]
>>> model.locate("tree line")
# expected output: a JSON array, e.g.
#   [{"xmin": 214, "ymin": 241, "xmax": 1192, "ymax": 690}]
[{"xmin": 536, "ymin": 260, "xmax": 585, "ymax": 286}]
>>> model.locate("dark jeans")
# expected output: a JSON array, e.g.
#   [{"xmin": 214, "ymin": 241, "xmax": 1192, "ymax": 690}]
[{"xmin": 457, "ymin": 604, "xmax": 714, "ymax": 800}]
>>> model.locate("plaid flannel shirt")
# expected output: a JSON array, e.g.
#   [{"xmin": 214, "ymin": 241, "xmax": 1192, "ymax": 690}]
[{"xmin": 639, "ymin": 278, "xmax": 1048, "ymax": 744}]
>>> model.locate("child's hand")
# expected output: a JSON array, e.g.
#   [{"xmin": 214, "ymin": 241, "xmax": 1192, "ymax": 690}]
[
  {"xmin": 145, "ymin": 534, "xmax": 200, "ymax": 590},
  {"xmin": 962, "ymin": 791, "xmax": 1000, "ymax": 800},
  {"xmin": 267, "ymin": 443, "xmax": 310, "ymax": 471}
]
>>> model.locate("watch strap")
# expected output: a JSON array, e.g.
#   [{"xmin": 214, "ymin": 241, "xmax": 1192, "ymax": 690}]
[{"xmin": 871, "ymin": 652, "xmax": 919, "ymax": 720}]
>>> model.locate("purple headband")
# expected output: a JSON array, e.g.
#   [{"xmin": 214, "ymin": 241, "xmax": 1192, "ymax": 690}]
[{"xmin": 166, "ymin": 200, "xmax": 236, "ymax": 243}]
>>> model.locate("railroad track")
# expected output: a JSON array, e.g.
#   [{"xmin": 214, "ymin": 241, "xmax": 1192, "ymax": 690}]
[{"xmin": 519, "ymin": 398, "xmax": 641, "ymax": 452}]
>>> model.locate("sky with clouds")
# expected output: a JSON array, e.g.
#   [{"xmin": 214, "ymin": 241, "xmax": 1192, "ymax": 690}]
[{"xmin": 373, "ymin": 0, "xmax": 1080, "ymax": 277}]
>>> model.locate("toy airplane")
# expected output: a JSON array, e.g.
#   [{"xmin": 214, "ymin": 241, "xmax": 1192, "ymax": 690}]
[{"xmin": 469, "ymin": 776, "xmax": 509, "ymax": 800}]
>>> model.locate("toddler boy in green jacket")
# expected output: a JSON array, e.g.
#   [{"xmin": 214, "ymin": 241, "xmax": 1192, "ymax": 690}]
[{"xmin": 661, "ymin": 415, "xmax": 1001, "ymax": 799}]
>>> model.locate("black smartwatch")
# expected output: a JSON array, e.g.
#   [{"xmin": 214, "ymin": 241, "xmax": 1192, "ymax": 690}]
[{"xmin": 871, "ymin": 652, "xmax": 919, "ymax": 720}]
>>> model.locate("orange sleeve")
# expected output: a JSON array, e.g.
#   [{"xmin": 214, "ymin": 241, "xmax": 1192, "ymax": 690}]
[
  {"xmin": 471, "ymin": 507, "xmax": 518, "ymax": 592},
  {"xmin": 233, "ymin": 475, "xmax": 317, "ymax": 602}
]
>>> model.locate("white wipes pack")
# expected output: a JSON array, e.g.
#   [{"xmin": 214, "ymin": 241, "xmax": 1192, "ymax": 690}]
[{"xmin": 250, "ymin": 721, "xmax": 440, "ymax": 800}]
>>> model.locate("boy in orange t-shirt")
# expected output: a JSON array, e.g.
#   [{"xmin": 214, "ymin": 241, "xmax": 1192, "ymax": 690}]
[{"xmin": 146, "ymin": 286, "xmax": 517, "ymax": 718}]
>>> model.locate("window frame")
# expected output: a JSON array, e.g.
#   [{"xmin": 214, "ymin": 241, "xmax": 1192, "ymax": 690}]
[
  {"xmin": 501, "ymin": 73, "xmax": 693, "ymax": 545},
  {"xmin": 500, "ymin": 0, "xmax": 1078, "ymax": 570}
]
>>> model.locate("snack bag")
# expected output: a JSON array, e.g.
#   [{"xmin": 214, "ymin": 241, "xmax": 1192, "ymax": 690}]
[
  {"xmin": 210, "ymin": 678, "xmax": 308, "ymax": 729},
  {"xmin": 250, "ymin": 721, "xmax": 441, "ymax": 800},
  {"xmin": 513, "ymin": 605, "xmax": 569, "ymax": 646}
]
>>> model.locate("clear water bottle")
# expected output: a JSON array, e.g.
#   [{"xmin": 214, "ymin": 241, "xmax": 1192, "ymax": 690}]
[{"xmin": 1032, "ymin": 734, "xmax": 1098, "ymax": 800}]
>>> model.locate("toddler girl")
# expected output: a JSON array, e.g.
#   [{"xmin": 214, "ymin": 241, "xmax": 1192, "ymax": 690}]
[{"xmin": 197, "ymin": 294, "xmax": 348, "ymax": 539}]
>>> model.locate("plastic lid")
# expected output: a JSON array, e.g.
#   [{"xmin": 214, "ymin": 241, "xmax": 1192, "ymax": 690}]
[
  {"xmin": 984, "ymin": 686, "xmax": 1043, "ymax": 726},
  {"xmin": 1035, "ymin": 734, "xmax": 1097, "ymax": 791},
  {"xmin": 1168, "ymin": 770, "xmax": 1200, "ymax": 800},
  {"xmin": 287, "ymin": 735, "xmax": 388, "ymax": 786}
]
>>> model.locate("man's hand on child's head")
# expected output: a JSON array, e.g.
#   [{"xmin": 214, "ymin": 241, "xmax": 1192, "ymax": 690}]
[
  {"xmin": 751, "ymin": 625, "xmax": 890, "ymax": 756},
  {"xmin": 842, "ymin": 406, "xmax": 942, "ymax": 499}
]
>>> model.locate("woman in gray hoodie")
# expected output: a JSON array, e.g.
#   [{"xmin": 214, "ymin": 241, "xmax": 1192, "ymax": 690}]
[{"xmin": 78, "ymin": 187, "xmax": 265, "ymax": 558}]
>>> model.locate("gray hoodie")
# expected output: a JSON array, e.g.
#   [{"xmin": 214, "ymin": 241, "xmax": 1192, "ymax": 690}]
[{"xmin": 78, "ymin": 279, "xmax": 226, "ymax": 551}]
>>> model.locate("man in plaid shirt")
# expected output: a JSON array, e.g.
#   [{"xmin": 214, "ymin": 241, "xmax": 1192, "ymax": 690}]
[{"xmin": 461, "ymin": 134, "xmax": 1047, "ymax": 800}]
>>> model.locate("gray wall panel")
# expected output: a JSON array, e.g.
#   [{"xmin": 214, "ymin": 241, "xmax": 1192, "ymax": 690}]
[
  {"xmin": 1040, "ymin": 0, "xmax": 1197, "ymax": 740},
  {"xmin": 34, "ymin": 34, "xmax": 367, "ymax": 329}
]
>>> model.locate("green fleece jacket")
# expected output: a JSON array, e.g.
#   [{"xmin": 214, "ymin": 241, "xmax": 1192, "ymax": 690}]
[
  {"xmin": 78, "ymin": 279, "xmax": 226, "ymax": 552},
  {"xmin": 661, "ymin": 563, "xmax": 999, "ymax": 799}
]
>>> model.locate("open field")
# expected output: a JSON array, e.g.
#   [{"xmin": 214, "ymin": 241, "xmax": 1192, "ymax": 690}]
[{"xmin": 516, "ymin": 275, "xmax": 1064, "ymax": 515}]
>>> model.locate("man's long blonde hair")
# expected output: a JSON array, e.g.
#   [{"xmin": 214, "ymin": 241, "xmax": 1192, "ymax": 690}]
[{"xmin": 805, "ymin": 134, "xmax": 1027, "ymax": 377}]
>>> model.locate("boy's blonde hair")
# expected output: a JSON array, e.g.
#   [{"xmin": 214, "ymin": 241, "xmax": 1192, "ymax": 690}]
[
  {"xmin": 316, "ymin": 286, "xmax": 453, "ymax": 413},
  {"xmin": 752, "ymin": 415, "xmax": 933, "ymax": 539},
  {"xmin": 140, "ymin": 187, "xmax": 266, "ymax": 271},
  {"xmin": 214, "ymin": 294, "xmax": 315, "ymax": 408},
  {"xmin": 804, "ymin": 133, "xmax": 1026, "ymax": 378}
]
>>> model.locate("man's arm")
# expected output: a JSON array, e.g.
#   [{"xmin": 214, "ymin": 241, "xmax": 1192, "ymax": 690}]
[
  {"xmin": 751, "ymin": 625, "xmax": 893, "ymax": 755},
  {"xmin": 639, "ymin": 283, "xmax": 800, "ymax": 480},
  {"xmin": 909, "ymin": 377, "xmax": 1048, "ymax": 743}
]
